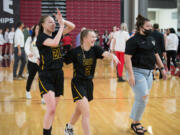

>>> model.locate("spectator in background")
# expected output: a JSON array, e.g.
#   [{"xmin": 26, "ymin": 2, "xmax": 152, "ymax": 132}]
[
  {"xmin": 0, "ymin": 29, "xmax": 6, "ymax": 61},
  {"xmin": 177, "ymin": 29, "xmax": 180, "ymax": 78},
  {"xmin": 3, "ymin": 28, "xmax": 9, "ymax": 58},
  {"xmin": 76, "ymin": 27, "xmax": 86, "ymax": 47},
  {"xmin": 102, "ymin": 30, "xmax": 109, "ymax": 51},
  {"xmin": 177, "ymin": 28, "xmax": 180, "ymax": 37},
  {"xmin": 94, "ymin": 29, "xmax": 100, "ymax": 46},
  {"xmin": 130, "ymin": 28, "xmax": 136, "ymax": 37},
  {"xmin": 24, "ymin": 24, "xmax": 44, "ymax": 103},
  {"xmin": 166, "ymin": 28, "xmax": 179, "ymax": 75},
  {"xmin": 151, "ymin": 23, "xmax": 166, "ymax": 79},
  {"xmin": 8, "ymin": 27, "xmax": 15, "ymax": 57},
  {"xmin": 13, "ymin": 22, "xmax": 26, "ymax": 80},
  {"xmin": 108, "ymin": 26, "xmax": 117, "ymax": 50},
  {"xmin": 111, "ymin": 23, "xmax": 130, "ymax": 82},
  {"xmin": 61, "ymin": 33, "xmax": 72, "ymax": 55},
  {"xmin": 23, "ymin": 26, "xmax": 30, "ymax": 44},
  {"xmin": 29, "ymin": 25, "xmax": 34, "ymax": 36},
  {"xmin": 177, "ymin": 28, "xmax": 180, "ymax": 57}
]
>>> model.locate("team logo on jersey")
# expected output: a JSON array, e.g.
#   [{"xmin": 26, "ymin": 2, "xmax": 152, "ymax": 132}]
[
  {"xmin": 52, "ymin": 48, "xmax": 62, "ymax": 60},
  {"xmin": 83, "ymin": 58, "xmax": 93, "ymax": 76},
  {"xmin": 152, "ymin": 40, "xmax": 155, "ymax": 46}
]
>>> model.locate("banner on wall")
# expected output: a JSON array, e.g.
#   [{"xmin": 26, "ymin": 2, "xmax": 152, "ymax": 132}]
[{"xmin": 0, "ymin": 0, "xmax": 20, "ymax": 29}]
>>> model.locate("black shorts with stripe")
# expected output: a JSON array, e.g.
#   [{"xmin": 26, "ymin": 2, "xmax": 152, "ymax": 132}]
[
  {"xmin": 39, "ymin": 69, "xmax": 64, "ymax": 97},
  {"xmin": 71, "ymin": 78, "xmax": 94, "ymax": 102}
]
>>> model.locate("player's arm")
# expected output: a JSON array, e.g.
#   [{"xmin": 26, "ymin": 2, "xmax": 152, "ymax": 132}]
[
  {"xmin": 43, "ymin": 8, "xmax": 64, "ymax": 47},
  {"xmin": 102, "ymin": 51, "xmax": 120, "ymax": 64},
  {"xmin": 63, "ymin": 20, "xmax": 76, "ymax": 35}
]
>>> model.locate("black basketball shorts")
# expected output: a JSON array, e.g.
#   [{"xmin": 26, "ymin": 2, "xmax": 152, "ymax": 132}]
[
  {"xmin": 39, "ymin": 69, "xmax": 64, "ymax": 97},
  {"xmin": 71, "ymin": 78, "xmax": 94, "ymax": 102}
]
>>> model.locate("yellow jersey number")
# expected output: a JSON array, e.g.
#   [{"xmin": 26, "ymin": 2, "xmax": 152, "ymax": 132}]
[{"xmin": 52, "ymin": 48, "xmax": 62, "ymax": 60}]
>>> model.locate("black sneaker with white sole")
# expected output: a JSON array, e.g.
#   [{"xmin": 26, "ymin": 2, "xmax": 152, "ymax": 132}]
[{"xmin": 64, "ymin": 124, "xmax": 74, "ymax": 135}]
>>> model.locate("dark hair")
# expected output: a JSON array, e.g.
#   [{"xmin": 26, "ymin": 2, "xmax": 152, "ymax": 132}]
[
  {"xmin": 169, "ymin": 28, "xmax": 176, "ymax": 33},
  {"xmin": 80, "ymin": 29, "xmax": 94, "ymax": 45},
  {"xmin": 38, "ymin": 15, "xmax": 49, "ymax": 34},
  {"xmin": 2, "ymin": 27, "xmax": 9, "ymax": 37},
  {"xmin": 112, "ymin": 26, "xmax": 116, "ymax": 31},
  {"xmin": 16, "ymin": 21, "xmax": 23, "ymax": 28},
  {"xmin": 104, "ymin": 30, "xmax": 108, "ymax": 35},
  {"xmin": 177, "ymin": 28, "xmax": 180, "ymax": 32},
  {"xmin": 31, "ymin": 24, "xmax": 39, "ymax": 41},
  {"xmin": 153, "ymin": 23, "xmax": 159, "ymax": 29},
  {"xmin": 136, "ymin": 14, "xmax": 149, "ymax": 32}
]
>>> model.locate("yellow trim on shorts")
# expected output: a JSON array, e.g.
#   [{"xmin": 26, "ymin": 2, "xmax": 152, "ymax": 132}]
[
  {"xmin": 39, "ymin": 78, "xmax": 48, "ymax": 93},
  {"xmin": 41, "ymin": 55, "xmax": 44, "ymax": 70},
  {"xmin": 73, "ymin": 83, "xmax": 83, "ymax": 98},
  {"xmin": 73, "ymin": 97, "xmax": 79, "ymax": 100}
]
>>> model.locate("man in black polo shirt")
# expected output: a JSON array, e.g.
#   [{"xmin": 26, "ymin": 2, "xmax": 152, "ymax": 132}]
[{"xmin": 151, "ymin": 23, "xmax": 166, "ymax": 79}]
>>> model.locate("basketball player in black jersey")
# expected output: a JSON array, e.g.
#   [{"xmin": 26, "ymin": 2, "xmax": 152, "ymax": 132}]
[
  {"xmin": 36, "ymin": 9, "xmax": 75, "ymax": 135},
  {"xmin": 64, "ymin": 29, "xmax": 119, "ymax": 135}
]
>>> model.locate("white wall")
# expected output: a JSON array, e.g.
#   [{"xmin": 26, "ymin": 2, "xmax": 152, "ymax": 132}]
[{"xmin": 148, "ymin": 8, "xmax": 177, "ymax": 30}]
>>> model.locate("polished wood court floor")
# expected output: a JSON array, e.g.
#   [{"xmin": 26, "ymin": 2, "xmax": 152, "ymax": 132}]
[{"xmin": 0, "ymin": 59, "xmax": 180, "ymax": 135}]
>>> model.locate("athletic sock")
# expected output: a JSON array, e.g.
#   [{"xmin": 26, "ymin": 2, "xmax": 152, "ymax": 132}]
[{"xmin": 43, "ymin": 127, "xmax": 52, "ymax": 135}]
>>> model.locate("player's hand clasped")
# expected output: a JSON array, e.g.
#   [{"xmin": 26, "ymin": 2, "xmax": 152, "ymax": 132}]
[{"xmin": 53, "ymin": 8, "xmax": 64, "ymax": 28}]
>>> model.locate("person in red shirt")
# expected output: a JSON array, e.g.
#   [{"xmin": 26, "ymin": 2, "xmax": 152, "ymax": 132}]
[{"xmin": 61, "ymin": 33, "xmax": 72, "ymax": 55}]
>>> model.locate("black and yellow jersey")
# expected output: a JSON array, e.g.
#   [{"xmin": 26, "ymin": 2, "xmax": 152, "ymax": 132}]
[
  {"xmin": 36, "ymin": 32, "xmax": 63, "ymax": 71},
  {"xmin": 64, "ymin": 45, "xmax": 104, "ymax": 80}
]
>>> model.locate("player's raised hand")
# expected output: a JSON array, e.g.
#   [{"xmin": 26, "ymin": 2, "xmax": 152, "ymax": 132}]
[{"xmin": 53, "ymin": 8, "xmax": 64, "ymax": 28}]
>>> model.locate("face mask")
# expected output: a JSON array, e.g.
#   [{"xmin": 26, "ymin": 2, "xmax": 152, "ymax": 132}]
[{"xmin": 143, "ymin": 28, "xmax": 152, "ymax": 36}]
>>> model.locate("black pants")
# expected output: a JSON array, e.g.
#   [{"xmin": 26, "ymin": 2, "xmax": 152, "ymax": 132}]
[
  {"xmin": 159, "ymin": 55, "xmax": 164, "ymax": 79},
  {"xmin": 26, "ymin": 60, "xmax": 39, "ymax": 92},
  {"xmin": 103, "ymin": 43, "xmax": 109, "ymax": 51},
  {"xmin": 13, "ymin": 47, "xmax": 26, "ymax": 77},
  {"xmin": 62, "ymin": 45, "xmax": 71, "ymax": 56},
  {"xmin": 167, "ymin": 50, "xmax": 177, "ymax": 71}
]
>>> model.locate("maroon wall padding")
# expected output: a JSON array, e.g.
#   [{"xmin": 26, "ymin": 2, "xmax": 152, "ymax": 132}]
[
  {"xmin": 66, "ymin": 0, "xmax": 121, "ymax": 47},
  {"xmin": 20, "ymin": 0, "xmax": 41, "ymax": 27}
]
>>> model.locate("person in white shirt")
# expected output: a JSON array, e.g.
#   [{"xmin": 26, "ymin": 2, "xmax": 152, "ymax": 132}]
[
  {"xmin": 8, "ymin": 27, "xmax": 15, "ymax": 56},
  {"xmin": 111, "ymin": 23, "xmax": 130, "ymax": 82},
  {"xmin": 13, "ymin": 22, "xmax": 26, "ymax": 80},
  {"xmin": 4, "ymin": 28, "xmax": 9, "ymax": 43},
  {"xmin": 166, "ymin": 28, "xmax": 179, "ymax": 74},
  {"xmin": 3, "ymin": 28, "xmax": 9, "ymax": 58},
  {"xmin": 0, "ymin": 29, "xmax": 6, "ymax": 60},
  {"xmin": 108, "ymin": 26, "xmax": 117, "ymax": 50},
  {"xmin": 24, "ymin": 24, "xmax": 44, "ymax": 103}
]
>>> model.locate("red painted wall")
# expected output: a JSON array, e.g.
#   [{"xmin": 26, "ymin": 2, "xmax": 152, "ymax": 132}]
[
  {"xmin": 66, "ymin": 0, "xmax": 121, "ymax": 46},
  {"xmin": 20, "ymin": 0, "xmax": 41, "ymax": 28},
  {"xmin": 19, "ymin": 0, "xmax": 121, "ymax": 46}
]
